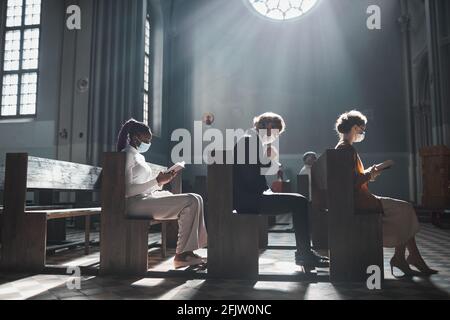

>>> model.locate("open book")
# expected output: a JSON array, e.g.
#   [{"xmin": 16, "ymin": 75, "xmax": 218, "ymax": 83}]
[
  {"xmin": 374, "ymin": 160, "xmax": 395, "ymax": 172},
  {"xmin": 166, "ymin": 161, "xmax": 185, "ymax": 174}
]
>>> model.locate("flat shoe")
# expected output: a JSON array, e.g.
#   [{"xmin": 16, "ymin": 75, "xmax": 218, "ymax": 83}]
[{"xmin": 174, "ymin": 255, "xmax": 206, "ymax": 269}]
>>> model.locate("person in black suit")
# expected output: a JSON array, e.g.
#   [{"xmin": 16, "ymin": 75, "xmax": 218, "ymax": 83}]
[{"xmin": 233, "ymin": 112, "xmax": 329, "ymax": 269}]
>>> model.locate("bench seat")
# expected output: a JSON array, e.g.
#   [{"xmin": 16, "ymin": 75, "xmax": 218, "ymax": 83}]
[{"xmin": 27, "ymin": 207, "xmax": 101, "ymax": 219}]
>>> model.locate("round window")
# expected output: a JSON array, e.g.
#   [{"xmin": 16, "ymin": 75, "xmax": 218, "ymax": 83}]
[{"xmin": 248, "ymin": 0, "xmax": 319, "ymax": 21}]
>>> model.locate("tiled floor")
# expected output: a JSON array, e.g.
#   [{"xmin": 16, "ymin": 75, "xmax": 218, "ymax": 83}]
[{"xmin": 0, "ymin": 218, "xmax": 449, "ymax": 300}]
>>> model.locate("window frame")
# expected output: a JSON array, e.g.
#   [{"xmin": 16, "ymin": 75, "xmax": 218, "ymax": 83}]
[
  {"xmin": 0, "ymin": 0, "xmax": 42, "ymax": 120},
  {"xmin": 143, "ymin": 11, "xmax": 152, "ymax": 127},
  {"xmin": 246, "ymin": 0, "xmax": 320, "ymax": 22}
]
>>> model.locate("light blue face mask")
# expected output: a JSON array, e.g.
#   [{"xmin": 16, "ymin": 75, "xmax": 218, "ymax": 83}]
[{"xmin": 136, "ymin": 139, "xmax": 151, "ymax": 153}]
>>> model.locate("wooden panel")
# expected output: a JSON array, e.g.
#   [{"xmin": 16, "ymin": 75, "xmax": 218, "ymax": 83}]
[
  {"xmin": 194, "ymin": 175, "xmax": 207, "ymax": 200},
  {"xmin": 312, "ymin": 154, "xmax": 328, "ymax": 191},
  {"xmin": 24, "ymin": 157, "xmax": 101, "ymax": 191},
  {"xmin": 1, "ymin": 154, "xmax": 47, "ymax": 272},
  {"xmin": 420, "ymin": 145, "xmax": 450, "ymax": 208},
  {"xmin": 1, "ymin": 205, "xmax": 70, "ymax": 213},
  {"xmin": 310, "ymin": 154, "xmax": 329, "ymax": 250},
  {"xmin": 39, "ymin": 190, "xmax": 66, "ymax": 242},
  {"xmin": 207, "ymin": 151, "xmax": 259, "ymax": 279},
  {"xmin": 47, "ymin": 220, "xmax": 66, "ymax": 243},
  {"xmin": 326, "ymin": 149, "xmax": 383, "ymax": 282},
  {"xmin": 297, "ymin": 174, "xmax": 309, "ymax": 199},
  {"xmin": 27, "ymin": 208, "xmax": 101, "ymax": 220},
  {"xmin": 0, "ymin": 163, "xmax": 4, "ymax": 190},
  {"xmin": 100, "ymin": 152, "xmax": 149, "ymax": 276},
  {"xmin": 258, "ymin": 216, "xmax": 269, "ymax": 249}
]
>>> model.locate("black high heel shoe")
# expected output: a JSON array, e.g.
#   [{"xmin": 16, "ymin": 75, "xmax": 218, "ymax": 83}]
[
  {"xmin": 390, "ymin": 257, "xmax": 420, "ymax": 278},
  {"xmin": 406, "ymin": 256, "xmax": 438, "ymax": 275}
]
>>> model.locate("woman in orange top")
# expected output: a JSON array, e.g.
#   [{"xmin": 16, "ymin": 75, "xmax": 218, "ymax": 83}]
[{"xmin": 334, "ymin": 110, "xmax": 437, "ymax": 277}]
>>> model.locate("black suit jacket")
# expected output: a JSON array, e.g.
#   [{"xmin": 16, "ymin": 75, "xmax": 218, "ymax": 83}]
[{"xmin": 233, "ymin": 130, "xmax": 271, "ymax": 213}]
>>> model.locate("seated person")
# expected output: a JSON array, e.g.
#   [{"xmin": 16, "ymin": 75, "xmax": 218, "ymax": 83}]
[
  {"xmin": 334, "ymin": 110, "xmax": 437, "ymax": 276},
  {"xmin": 233, "ymin": 112, "xmax": 329, "ymax": 269},
  {"xmin": 299, "ymin": 151, "xmax": 317, "ymax": 200},
  {"xmin": 117, "ymin": 119, "xmax": 207, "ymax": 269}
]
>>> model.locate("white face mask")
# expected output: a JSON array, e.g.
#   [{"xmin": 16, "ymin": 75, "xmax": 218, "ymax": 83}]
[
  {"xmin": 136, "ymin": 139, "xmax": 151, "ymax": 153},
  {"xmin": 260, "ymin": 133, "xmax": 278, "ymax": 146},
  {"xmin": 354, "ymin": 132, "xmax": 366, "ymax": 143}
]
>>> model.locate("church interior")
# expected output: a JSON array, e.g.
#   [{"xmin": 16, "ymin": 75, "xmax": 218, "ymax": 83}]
[{"xmin": 0, "ymin": 0, "xmax": 449, "ymax": 302}]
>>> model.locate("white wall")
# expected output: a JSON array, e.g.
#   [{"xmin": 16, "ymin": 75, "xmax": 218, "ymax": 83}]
[{"xmin": 0, "ymin": 0, "xmax": 65, "ymax": 162}]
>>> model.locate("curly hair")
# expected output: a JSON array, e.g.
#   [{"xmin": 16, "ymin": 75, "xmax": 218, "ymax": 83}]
[
  {"xmin": 335, "ymin": 110, "xmax": 367, "ymax": 135},
  {"xmin": 253, "ymin": 112, "xmax": 286, "ymax": 134}
]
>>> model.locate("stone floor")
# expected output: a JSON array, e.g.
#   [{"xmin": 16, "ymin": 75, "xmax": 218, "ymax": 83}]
[{"xmin": 0, "ymin": 218, "xmax": 449, "ymax": 300}]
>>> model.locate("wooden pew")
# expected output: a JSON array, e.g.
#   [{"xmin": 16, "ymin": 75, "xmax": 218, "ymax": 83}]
[
  {"xmin": 100, "ymin": 152, "xmax": 181, "ymax": 276},
  {"xmin": 0, "ymin": 153, "xmax": 102, "ymax": 272},
  {"xmin": 298, "ymin": 173, "xmax": 327, "ymax": 250},
  {"xmin": 197, "ymin": 173, "xmax": 268, "ymax": 250},
  {"xmin": 305, "ymin": 170, "xmax": 329, "ymax": 251},
  {"xmin": 297, "ymin": 175, "xmax": 310, "ymax": 200},
  {"xmin": 207, "ymin": 150, "xmax": 260, "ymax": 279},
  {"xmin": 312, "ymin": 149, "xmax": 384, "ymax": 282}
]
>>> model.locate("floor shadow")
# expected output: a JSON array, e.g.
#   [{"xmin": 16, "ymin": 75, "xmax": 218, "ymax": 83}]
[
  {"xmin": 330, "ymin": 277, "xmax": 450, "ymax": 300},
  {"xmin": 28, "ymin": 275, "xmax": 190, "ymax": 300},
  {"xmin": 187, "ymin": 278, "xmax": 310, "ymax": 300}
]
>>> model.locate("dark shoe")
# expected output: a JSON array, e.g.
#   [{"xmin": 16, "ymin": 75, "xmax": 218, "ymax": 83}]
[
  {"xmin": 174, "ymin": 253, "xmax": 207, "ymax": 269},
  {"xmin": 390, "ymin": 257, "xmax": 420, "ymax": 278},
  {"xmin": 311, "ymin": 249, "xmax": 329, "ymax": 261},
  {"xmin": 406, "ymin": 256, "xmax": 438, "ymax": 275},
  {"xmin": 296, "ymin": 250, "xmax": 330, "ymax": 268}
]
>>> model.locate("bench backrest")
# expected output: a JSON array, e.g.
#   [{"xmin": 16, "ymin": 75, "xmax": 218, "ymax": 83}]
[
  {"xmin": 100, "ymin": 152, "xmax": 174, "ymax": 275},
  {"xmin": 312, "ymin": 149, "xmax": 383, "ymax": 282},
  {"xmin": 207, "ymin": 150, "xmax": 260, "ymax": 278},
  {"xmin": 0, "ymin": 153, "xmax": 102, "ymax": 191},
  {"xmin": 100, "ymin": 152, "xmax": 168, "ymax": 206},
  {"xmin": 312, "ymin": 149, "xmax": 382, "ymax": 215},
  {"xmin": 297, "ymin": 174, "xmax": 310, "ymax": 200},
  {"xmin": 311, "ymin": 152, "xmax": 328, "ymax": 212},
  {"xmin": 312, "ymin": 148, "xmax": 369, "ymax": 219}
]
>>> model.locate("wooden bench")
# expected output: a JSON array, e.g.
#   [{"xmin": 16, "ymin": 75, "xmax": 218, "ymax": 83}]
[
  {"xmin": 1, "ymin": 205, "xmax": 70, "ymax": 251},
  {"xmin": 0, "ymin": 153, "xmax": 175, "ymax": 273},
  {"xmin": 311, "ymin": 149, "xmax": 384, "ymax": 282},
  {"xmin": 297, "ymin": 175, "xmax": 310, "ymax": 200},
  {"xmin": 100, "ymin": 152, "xmax": 181, "ymax": 276},
  {"xmin": 298, "ymin": 174, "xmax": 328, "ymax": 250},
  {"xmin": 0, "ymin": 153, "xmax": 102, "ymax": 272},
  {"xmin": 208, "ymin": 150, "xmax": 274, "ymax": 279},
  {"xmin": 304, "ymin": 170, "xmax": 329, "ymax": 250}
]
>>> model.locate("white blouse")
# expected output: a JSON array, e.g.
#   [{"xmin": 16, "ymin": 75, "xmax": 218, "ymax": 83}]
[{"xmin": 122, "ymin": 144, "xmax": 161, "ymax": 198}]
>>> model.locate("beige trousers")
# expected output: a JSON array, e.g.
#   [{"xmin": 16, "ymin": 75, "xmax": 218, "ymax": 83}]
[{"xmin": 126, "ymin": 191, "xmax": 208, "ymax": 254}]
